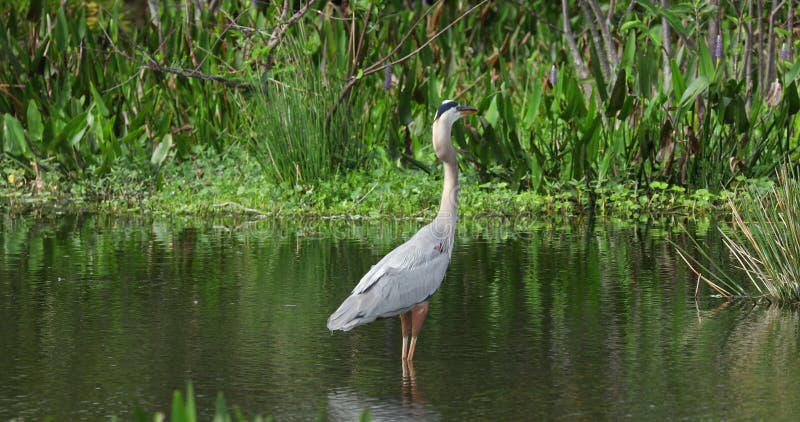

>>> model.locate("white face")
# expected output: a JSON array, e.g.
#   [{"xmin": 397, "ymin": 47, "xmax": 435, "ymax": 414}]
[{"xmin": 433, "ymin": 100, "xmax": 463, "ymax": 127}]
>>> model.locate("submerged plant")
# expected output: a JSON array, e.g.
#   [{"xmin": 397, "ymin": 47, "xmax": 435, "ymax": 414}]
[{"xmin": 677, "ymin": 166, "xmax": 800, "ymax": 304}]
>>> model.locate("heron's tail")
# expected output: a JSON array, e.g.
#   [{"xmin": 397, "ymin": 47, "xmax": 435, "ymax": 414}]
[{"xmin": 327, "ymin": 293, "xmax": 376, "ymax": 331}]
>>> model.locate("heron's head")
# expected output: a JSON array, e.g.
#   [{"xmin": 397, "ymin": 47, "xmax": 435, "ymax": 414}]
[
  {"xmin": 433, "ymin": 99, "xmax": 478, "ymax": 127},
  {"xmin": 432, "ymin": 100, "xmax": 477, "ymax": 161}
]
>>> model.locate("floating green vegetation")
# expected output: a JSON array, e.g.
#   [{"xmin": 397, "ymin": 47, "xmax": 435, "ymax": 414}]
[
  {"xmin": 677, "ymin": 166, "xmax": 800, "ymax": 305},
  {"xmin": 0, "ymin": 144, "xmax": 740, "ymax": 223}
]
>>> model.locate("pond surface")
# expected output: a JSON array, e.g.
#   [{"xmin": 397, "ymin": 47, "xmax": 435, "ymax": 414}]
[{"xmin": 1, "ymin": 213, "xmax": 799, "ymax": 420}]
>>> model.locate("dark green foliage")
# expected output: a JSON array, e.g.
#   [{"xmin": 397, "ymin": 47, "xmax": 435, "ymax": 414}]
[
  {"xmin": 1, "ymin": 0, "xmax": 799, "ymax": 201},
  {"xmin": 0, "ymin": 0, "xmax": 246, "ymax": 176}
]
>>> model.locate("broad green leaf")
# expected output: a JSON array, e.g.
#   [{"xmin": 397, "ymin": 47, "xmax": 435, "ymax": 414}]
[
  {"xmin": 427, "ymin": 67, "xmax": 439, "ymax": 108},
  {"xmin": 620, "ymin": 31, "xmax": 636, "ymax": 71},
  {"xmin": 785, "ymin": 80, "xmax": 800, "ymax": 116},
  {"xmin": 3, "ymin": 114, "xmax": 33, "ymax": 158},
  {"xmin": 27, "ymin": 100, "xmax": 43, "ymax": 142},
  {"xmin": 485, "ymin": 94, "xmax": 500, "ymax": 128},
  {"xmin": 90, "ymin": 84, "xmax": 109, "ymax": 116},
  {"xmin": 171, "ymin": 391, "xmax": 186, "ymax": 422},
  {"xmin": 529, "ymin": 152, "xmax": 543, "ymax": 192},
  {"xmin": 697, "ymin": 41, "xmax": 715, "ymax": 81},
  {"xmin": 56, "ymin": 111, "xmax": 89, "ymax": 147},
  {"xmin": 606, "ymin": 68, "xmax": 627, "ymax": 117},
  {"xmin": 637, "ymin": 0, "xmax": 690, "ymax": 39},
  {"xmin": 563, "ymin": 78, "xmax": 587, "ymax": 119},
  {"xmin": 729, "ymin": 96, "xmax": 748, "ymax": 133},
  {"xmin": 588, "ymin": 46, "xmax": 608, "ymax": 101},
  {"xmin": 659, "ymin": 8, "xmax": 689, "ymax": 39},
  {"xmin": 582, "ymin": 114, "xmax": 601, "ymax": 157},
  {"xmin": 678, "ymin": 76, "xmax": 709, "ymax": 109},
  {"xmin": 524, "ymin": 73, "xmax": 543, "ymax": 127},
  {"xmin": 213, "ymin": 392, "xmax": 229, "ymax": 422},
  {"xmin": 184, "ymin": 383, "xmax": 196, "ymax": 422},
  {"xmin": 785, "ymin": 59, "xmax": 800, "ymax": 85},
  {"xmin": 55, "ymin": 7, "xmax": 69, "ymax": 52},
  {"xmin": 640, "ymin": 44, "xmax": 660, "ymax": 95},
  {"xmin": 398, "ymin": 72, "xmax": 414, "ymax": 126},
  {"xmin": 620, "ymin": 20, "xmax": 647, "ymax": 33},
  {"xmin": 670, "ymin": 58, "xmax": 686, "ymax": 99},
  {"xmin": 151, "ymin": 133, "xmax": 173, "ymax": 165},
  {"xmin": 618, "ymin": 95, "xmax": 635, "ymax": 121}
]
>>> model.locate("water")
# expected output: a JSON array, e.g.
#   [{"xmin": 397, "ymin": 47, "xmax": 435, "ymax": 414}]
[{"xmin": 1, "ymin": 213, "xmax": 799, "ymax": 420}]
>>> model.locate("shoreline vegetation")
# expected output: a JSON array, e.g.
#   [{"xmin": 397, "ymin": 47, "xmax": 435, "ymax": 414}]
[{"xmin": 0, "ymin": 145, "xmax": 770, "ymax": 222}]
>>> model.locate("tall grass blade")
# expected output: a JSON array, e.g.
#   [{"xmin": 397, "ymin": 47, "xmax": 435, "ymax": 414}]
[
  {"xmin": 676, "ymin": 165, "xmax": 800, "ymax": 304},
  {"xmin": 244, "ymin": 39, "xmax": 352, "ymax": 185}
]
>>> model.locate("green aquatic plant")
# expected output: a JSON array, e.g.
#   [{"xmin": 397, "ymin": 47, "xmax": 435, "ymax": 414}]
[
  {"xmin": 142, "ymin": 383, "xmax": 269, "ymax": 422},
  {"xmin": 677, "ymin": 166, "xmax": 800, "ymax": 304},
  {"xmin": 139, "ymin": 383, "xmax": 371, "ymax": 422}
]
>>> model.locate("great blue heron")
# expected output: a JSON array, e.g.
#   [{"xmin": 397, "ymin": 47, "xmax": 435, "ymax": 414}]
[{"xmin": 327, "ymin": 99, "xmax": 478, "ymax": 362}]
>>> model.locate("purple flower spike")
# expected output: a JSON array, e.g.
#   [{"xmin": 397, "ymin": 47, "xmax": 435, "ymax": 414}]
[
  {"xmin": 549, "ymin": 64, "xmax": 557, "ymax": 86},
  {"xmin": 714, "ymin": 34, "xmax": 723, "ymax": 59},
  {"xmin": 781, "ymin": 43, "xmax": 790, "ymax": 60},
  {"xmin": 384, "ymin": 64, "xmax": 393, "ymax": 91}
]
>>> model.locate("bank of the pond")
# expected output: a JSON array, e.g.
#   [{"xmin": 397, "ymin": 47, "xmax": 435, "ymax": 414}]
[{"xmin": 0, "ymin": 150, "xmax": 769, "ymax": 221}]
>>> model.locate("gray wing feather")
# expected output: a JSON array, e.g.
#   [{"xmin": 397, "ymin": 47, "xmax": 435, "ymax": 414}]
[{"xmin": 326, "ymin": 223, "xmax": 452, "ymax": 331}]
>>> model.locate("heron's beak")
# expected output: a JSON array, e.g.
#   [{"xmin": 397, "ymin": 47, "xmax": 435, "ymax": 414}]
[{"xmin": 457, "ymin": 105, "xmax": 478, "ymax": 116}]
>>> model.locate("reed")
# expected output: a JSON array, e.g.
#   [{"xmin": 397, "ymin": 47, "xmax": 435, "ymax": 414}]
[
  {"xmin": 677, "ymin": 166, "xmax": 800, "ymax": 304},
  {"xmin": 243, "ymin": 41, "xmax": 353, "ymax": 185}
]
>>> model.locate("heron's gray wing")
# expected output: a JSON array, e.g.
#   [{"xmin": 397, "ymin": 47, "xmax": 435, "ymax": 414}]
[
  {"xmin": 351, "ymin": 223, "xmax": 450, "ymax": 296},
  {"xmin": 359, "ymin": 244, "xmax": 451, "ymax": 317},
  {"xmin": 327, "ymin": 224, "xmax": 452, "ymax": 331}
]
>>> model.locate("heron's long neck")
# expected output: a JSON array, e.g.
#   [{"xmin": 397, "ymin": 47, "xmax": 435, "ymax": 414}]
[
  {"xmin": 439, "ymin": 157, "xmax": 459, "ymax": 220},
  {"xmin": 434, "ymin": 123, "xmax": 459, "ymax": 224}
]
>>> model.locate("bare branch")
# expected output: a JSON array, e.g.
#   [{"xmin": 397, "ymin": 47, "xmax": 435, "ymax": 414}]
[
  {"xmin": 757, "ymin": 0, "xmax": 765, "ymax": 94},
  {"xmin": 607, "ymin": 0, "xmax": 616, "ymax": 23},
  {"xmin": 579, "ymin": 0, "xmax": 611, "ymax": 81},
  {"xmin": 662, "ymin": 0, "xmax": 672, "ymax": 97},
  {"xmin": 562, "ymin": 0, "xmax": 593, "ymax": 99},
  {"xmin": 264, "ymin": 0, "xmax": 314, "ymax": 69},
  {"xmin": 363, "ymin": 0, "xmax": 491, "ymax": 77},
  {"xmin": 788, "ymin": 0, "xmax": 796, "ymax": 61},
  {"xmin": 741, "ymin": 0, "xmax": 754, "ymax": 110},
  {"xmin": 584, "ymin": 0, "xmax": 618, "ymax": 69},
  {"xmin": 330, "ymin": 0, "xmax": 490, "ymax": 117},
  {"xmin": 351, "ymin": 5, "xmax": 373, "ymax": 76},
  {"xmin": 144, "ymin": 62, "xmax": 252, "ymax": 88},
  {"xmin": 766, "ymin": 0, "xmax": 788, "ymax": 87}
]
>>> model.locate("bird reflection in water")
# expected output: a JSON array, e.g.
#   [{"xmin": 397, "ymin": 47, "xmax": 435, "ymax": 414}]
[
  {"xmin": 326, "ymin": 362, "xmax": 439, "ymax": 421},
  {"xmin": 401, "ymin": 359, "xmax": 424, "ymax": 406}
]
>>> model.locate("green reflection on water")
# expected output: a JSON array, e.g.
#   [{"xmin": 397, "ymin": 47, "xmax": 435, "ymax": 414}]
[{"xmin": 0, "ymin": 214, "xmax": 798, "ymax": 420}]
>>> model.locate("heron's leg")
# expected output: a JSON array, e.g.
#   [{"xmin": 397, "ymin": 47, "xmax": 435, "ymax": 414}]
[
  {"xmin": 406, "ymin": 302, "xmax": 430, "ymax": 362},
  {"xmin": 400, "ymin": 311, "xmax": 412, "ymax": 360}
]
